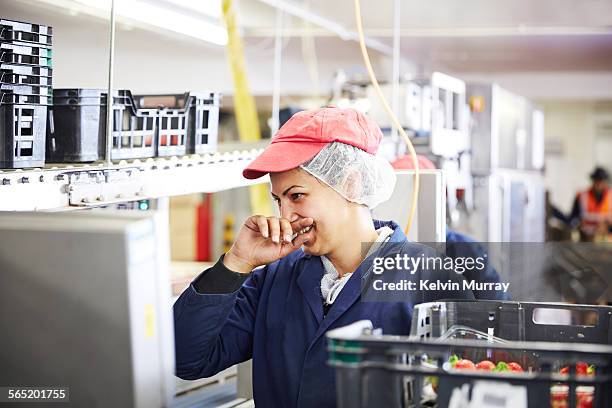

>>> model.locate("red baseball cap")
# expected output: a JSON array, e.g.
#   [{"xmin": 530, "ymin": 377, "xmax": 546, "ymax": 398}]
[
  {"xmin": 391, "ymin": 154, "xmax": 437, "ymax": 170},
  {"xmin": 243, "ymin": 106, "xmax": 383, "ymax": 179}
]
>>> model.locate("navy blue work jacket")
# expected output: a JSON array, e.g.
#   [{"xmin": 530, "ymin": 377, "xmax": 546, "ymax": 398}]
[{"xmin": 174, "ymin": 220, "xmax": 474, "ymax": 407}]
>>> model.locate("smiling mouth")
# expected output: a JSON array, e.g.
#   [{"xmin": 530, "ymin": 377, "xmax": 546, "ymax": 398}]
[{"xmin": 291, "ymin": 224, "xmax": 314, "ymax": 241}]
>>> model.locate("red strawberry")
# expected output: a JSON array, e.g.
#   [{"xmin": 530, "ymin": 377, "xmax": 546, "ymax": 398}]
[
  {"xmin": 576, "ymin": 362, "xmax": 588, "ymax": 376},
  {"xmin": 559, "ymin": 363, "xmax": 595, "ymax": 376},
  {"xmin": 454, "ymin": 359, "xmax": 476, "ymax": 370},
  {"xmin": 476, "ymin": 360, "xmax": 496, "ymax": 371}
]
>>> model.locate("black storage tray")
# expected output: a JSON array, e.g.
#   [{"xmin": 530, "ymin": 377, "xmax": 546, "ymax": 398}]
[
  {"xmin": 328, "ymin": 333, "xmax": 612, "ymax": 408},
  {"xmin": 1, "ymin": 84, "xmax": 50, "ymax": 94},
  {"xmin": 0, "ymin": 19, "xmax": 52, "ymax": 46},
  {"xmin": 48, "ymin": 89, "xmax": 219, "ymax": 162},
  {"xmin": 1, "ymin": 90, "xmax": 51, "ymax": 105},
  {"xmin": 47, "ymin": 89, "xmax": 156, "ymax": 162},
  {"xmin": 52, "ymin": 96, "xmax": 106, "ymax": 106},
  {"xmin": 1, "ymin": 41, "xmax": 52, "ymax": 56},
  {"xmin": 0, "ymin": 42, "xmax": 52, "ymax": 67},
  {"xmin": 0, "ymin": 63, "xmax": 51, "ymax": 77},
  {"xmin": 0, "ymin": 71, "xmax": 51, "ymax": 86},
  {"xmin": 410, "ymin": 300, "xmax": 612, "ymax": 344},
  {"xmin": 0, "ymin": 52, "xmax": 52, "ymax": 67},
  {"xmin": 0, "ymin": 103, "xmax": 46, "ymax": 168},
  {"xmin": 187, "ymin": 91, "xmax": 220, "ymax": 155},
  {"xmin": 327, "ymin": 301, "xmax": 612, "ymax": 408},
  {"xmin": 53, "ymin": 88, "xmax": 105, "ymax": 98},
  {"xmin": 135, "ymin": 91, "xmax": 220, "ymax": 156},
  {"xmin": 46, "ymin": 103, "xmax": 105, "ymax": 162}
]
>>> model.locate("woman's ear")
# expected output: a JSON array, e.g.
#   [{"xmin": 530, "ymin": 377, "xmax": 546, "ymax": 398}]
[{"xmin": 344, "ymin": 169, "xmax": 363, "ymax": 200}]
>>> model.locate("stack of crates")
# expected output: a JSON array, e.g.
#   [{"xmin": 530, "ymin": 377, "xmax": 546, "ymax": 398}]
[
  {"xmin": 0, "ymin": 18, "xmax": 52, "ymax": 168},
  {"xmin": 48, "ymin": 89, "xmax": 157, "ymax": 162},
  {"xmin": 47, "ymin": 89, "xmax": 220, "ymax": 162}
]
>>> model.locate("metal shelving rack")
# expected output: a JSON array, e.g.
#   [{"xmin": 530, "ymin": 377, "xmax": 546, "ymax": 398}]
[
  {"xmin": 0, "ymin": 150, "xmax": 267, "ymax": 211},
  {"xmin": 0, "ymin": 4, "xmax": 262, "ymax": 408},
  {"xmin": 1, "ymin": 1, "xmax": 269, "ymax": 212}
]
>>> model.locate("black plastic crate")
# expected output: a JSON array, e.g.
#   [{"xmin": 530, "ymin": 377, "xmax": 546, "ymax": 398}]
[
  {"xmin": 47, "ymin": 89, "xmax": 218, "ymax": 162},
  {"xmin": 52, "ymin": 88, "xmax": 108, "ymax": 107},
  {"xmin": 1, "ymin": 84, "xmax": 51, "ymax": 95},
  {"xmin": 1, "ymin": 88, "xmax": 51, "ymax": 105},
  {"xmin": 1, "ymin": 41, "xmax": 52, "ymax": 56},
  {"xmin": 0, "ymin": 51, "xmax": 52, "ymax": 67},
  {"xmin": 53, "ymin": 89, "xmax": 106, "ymax": 98},
  {"xmin": 156, "ymin": 109, "xmax": 187, "ymax": 156},
  {"xmin": 110, "ymin": 90, "xmax": 156, "ymax": 160},
  {"xmin": 47, "ymin": 89, "xmax": 156, "ymax": 162},
  {"xmin": 327, "ymin": 301, "xmax": 612, "ymax": 408},
  {"xmin": 46, "ymin": 103, "xmax": 104, "ymax": 162},
  {"xmin": 46, "ymin": 88, "xmax": 106, "ymax": 162},
  {"xmin": 328, "ymin": 331, "xmax": 612, "ymax": 408},
  {"xmin": 410, "ymin": 300, "xmax": 612, "ymax": 343},
  {"xmin": 0, "ymin": 19, "xmax": 52, "ymax": 46},
  {"xmin": 188, "ymin": 92, "xmax": 220, "ymax": 155},
  {"xmin": 0, "ymin": 42, "xmax": 52, "ymax": 67},
  {"xmin": 1, "ymin": 64, "xmax": 52, "ymax": 86},
  {"xmin": 135, "ymin": 91, "xmax": 220, "ymax": 156},
  {"xmin": 52, "ymin": 96, "xmax": 106, "ymax": 106},
  {"xmin": 0, "ymin": 103, "xmax": 46, "ymax": 168},
  {"xmin": 0, "ymin": 64, "xmax": 51, "ymax": 78}
]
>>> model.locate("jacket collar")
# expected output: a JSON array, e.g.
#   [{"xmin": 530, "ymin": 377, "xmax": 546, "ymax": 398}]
[
  {"xmin": 373, "ymin": 219, "xmax": 406, "ymax": 242},
  {"xmin": 296, "ymin": 219, "xmax": 406, "ymax": 344}
]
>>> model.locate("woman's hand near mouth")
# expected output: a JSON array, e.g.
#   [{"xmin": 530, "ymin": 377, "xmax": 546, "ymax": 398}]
[{"xmin": 224, "ymin": 215, "xmax": 314, "ymax": 273}]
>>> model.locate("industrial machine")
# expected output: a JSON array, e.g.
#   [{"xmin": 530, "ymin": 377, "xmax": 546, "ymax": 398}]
[
  {"xmin": 468, "ymin": 83, "xmax": 545, "ymax": 174},
  {"xmin": 467, "ymin": 170, "xmax": 547, "ymax": 242},
  {"xmin": 372, "ymin": 170, "xmax": 446, "ymax": 242},
  {"xmin": 0, "ymin": 211, "xmax": 175, "ymax": 407},
  {"xmin": 366, "ymin": 72, "xmax": 473, "ymax": 228},
  {"xmin": 459, "ymin": 83, "xmax": 546, "ymax": 242}
]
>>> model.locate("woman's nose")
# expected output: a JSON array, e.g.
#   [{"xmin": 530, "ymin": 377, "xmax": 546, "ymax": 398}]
[{"xmin": 280, "ymin": 202, "xmax": 298, "ymax": 222}]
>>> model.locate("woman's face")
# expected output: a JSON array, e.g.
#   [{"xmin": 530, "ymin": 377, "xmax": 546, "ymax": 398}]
[{"xmin": 270, "ymin": 168, "xmax": 351, "ymax": 256}]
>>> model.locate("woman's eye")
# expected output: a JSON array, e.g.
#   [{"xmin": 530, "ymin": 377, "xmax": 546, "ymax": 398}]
[{"xmin": 291, "ymin": 193, "xmax": 303, "ymax": 201}]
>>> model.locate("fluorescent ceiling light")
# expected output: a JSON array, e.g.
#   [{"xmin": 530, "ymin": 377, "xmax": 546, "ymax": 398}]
[
  {"xmin": 73, "ymin": 0, "xmax": 227, "ymax": 45},
  {"xmin": 162, "ymin": 0, "xmax": 222, "ymax": 19}
]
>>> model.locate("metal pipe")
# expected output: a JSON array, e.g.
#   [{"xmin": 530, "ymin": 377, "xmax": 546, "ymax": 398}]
[
  {"xmin": 391, "ymin": 0, "xmax": 400, "ymax": 143},
  {"xmin": 105, "ymin": 0, "xmax": 116, "ymax": 167},
  {"xmin": 271, "ymin": 5, "xmax": 283, "ymax": 135},
  {"xmin": 254, "ymin": 0, "xmax": 392, "ymax": 55},
  {"xmin": 243, "ymin": 25, "xmax": 612, "ymax": 38}
]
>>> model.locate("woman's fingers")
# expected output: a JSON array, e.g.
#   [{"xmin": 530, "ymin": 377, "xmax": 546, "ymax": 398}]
[
  {"xmin": 254, "ymin": 215, "xmax": 269, "ymax": 238},
  {"xmin": 249, "ymin": 215, "xmax": 312, "ymax": 246},
  {"xmin": 279, "ymin": 218, "xmax": 293, "ymax": 243},
  {"xmin": 267, "ymin": 217, "xmax": 281, "ymax": 243}
]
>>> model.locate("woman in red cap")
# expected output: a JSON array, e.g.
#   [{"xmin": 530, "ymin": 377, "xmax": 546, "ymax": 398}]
[{"xmin": 174, "ymin": 107, "xmax": 474, "ymax": 407}]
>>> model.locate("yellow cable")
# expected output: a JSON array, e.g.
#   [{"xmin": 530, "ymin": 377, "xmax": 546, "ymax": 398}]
[
  {"xmin": 353, "ymin": 0, "xmax": 420, "ymax": 236},
  {"xmin": 222, "ymin": 0, "xmax": 274, "ymax": 216}
]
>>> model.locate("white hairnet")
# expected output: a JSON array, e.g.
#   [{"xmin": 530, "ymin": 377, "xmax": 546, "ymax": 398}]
[{"xmin": 300, "ymin": 142, "xmax": 396, "ymax": 208}]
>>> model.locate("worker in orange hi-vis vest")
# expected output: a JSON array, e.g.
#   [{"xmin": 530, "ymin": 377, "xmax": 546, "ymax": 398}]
[{"xmin": 569, "ymin": 167, "xmax": 612, "ymax": 241}]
